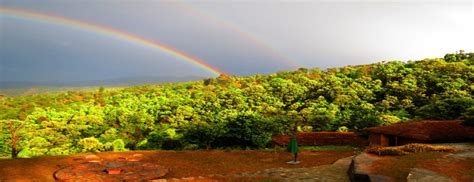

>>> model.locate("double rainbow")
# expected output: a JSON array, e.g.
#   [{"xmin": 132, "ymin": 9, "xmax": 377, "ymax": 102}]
[{"xmin": 0, "ymin": 7, "xmax": 225, "ymax": 76}]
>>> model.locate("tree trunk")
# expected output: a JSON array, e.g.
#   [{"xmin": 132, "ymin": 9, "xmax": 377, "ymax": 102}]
[{"xmin": 11, "ymin": 138, "xmax": 18, "ymax": 158}]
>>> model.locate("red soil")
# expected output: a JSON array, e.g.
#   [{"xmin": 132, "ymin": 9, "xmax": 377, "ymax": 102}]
[{"xmin": 0, "ymin": 150, "xmax": 356, "ymax": 181}]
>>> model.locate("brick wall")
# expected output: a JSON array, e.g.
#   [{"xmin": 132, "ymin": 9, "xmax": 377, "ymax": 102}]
[
  {"xmin": 272, "ymin": 132, "xmax": 368, "ymax": 146},
  {"xmin": 380, "ymin": 134, "xmax": 389, "ymax": 146}
]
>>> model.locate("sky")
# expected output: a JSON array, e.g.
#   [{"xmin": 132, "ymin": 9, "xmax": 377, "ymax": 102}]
[{"xmin": 0, "ymin": 0, "xmax": 473, "ymax": 83}]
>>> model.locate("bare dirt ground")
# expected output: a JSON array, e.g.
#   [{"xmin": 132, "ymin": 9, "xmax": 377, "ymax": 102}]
[{"xmin": 0, "ymin": 150, "xmax": 357, "ymax": 181}]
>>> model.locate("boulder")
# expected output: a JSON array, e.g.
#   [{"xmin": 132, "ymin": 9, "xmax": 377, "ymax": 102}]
[{"xmin": 407, "ymin": 168, "xmax": 453, "ymax": 182}]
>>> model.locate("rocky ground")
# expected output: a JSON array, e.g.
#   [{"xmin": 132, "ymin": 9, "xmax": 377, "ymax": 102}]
[
  {"xmin": 152, "ymin": 156, "xmax": 353, "ymax": 182},
  {"xmin": 351, "ymin": 143, "xmax": 474, "ymax": 182},
  {"xmin": 2, "ymin": 144, "xmax": 470, "ymax": 181}
]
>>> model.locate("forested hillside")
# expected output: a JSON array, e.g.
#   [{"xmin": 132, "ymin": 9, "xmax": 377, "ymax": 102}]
[{"xmin": 1, "ymin": 51, "xmax": 473, "ymax": 158}]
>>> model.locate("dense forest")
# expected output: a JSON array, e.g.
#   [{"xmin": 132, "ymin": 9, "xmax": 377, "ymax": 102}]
[{"xmin": 1, "ymin": 51, "xmax": 473, "ymax": 158}]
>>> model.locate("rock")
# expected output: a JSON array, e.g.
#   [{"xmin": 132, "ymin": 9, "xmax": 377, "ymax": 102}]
[
  {"xmin": 446, "ymin": 151, "xmax": 474, "ymax": 159},
  {"xmin": 127, "ymin": 153, "xmax": 144, "ymax": 162},
  {"xmin": 84, "ymin": 154, "xmax": 102, "ymax": 163},
  {"xmin": 84, "ymin": 154, "xmax": 100, "ymax": 160},
  {"xmin": 151, "ymin": 179, "xmax": 167, "ymax": 182},
  {"xmin": 352, "ymin": 153, "xmax": 377, "ymax": 175},
  {"xmin": 182, "ymin": 177, "xmax": 194, "ymax": 180},
  {"xmin": 333, "ymin": 156, "xmax": 354, "ymax": 166},
  {"xmin": 350, "ymin": 152, "xmax": 381, "ymax": 182},
  {"xmin": 435, "ymin": 143, "xmax": 474, "ymax": 151},
  {"xmin": 407, "ymin": 168, "xmax": 454, "ymax": 182},
  {"xmin": 369, "ymin": 174, "xmax": 396, "ymax": 182}
]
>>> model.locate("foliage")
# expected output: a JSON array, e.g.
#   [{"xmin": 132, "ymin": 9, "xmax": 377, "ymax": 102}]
[
  {"xmin": 299, "ymin": 145, "xmax": 363, "ymax": 151},
  {"xmin": 400, "ymin": 143, "xmax": 454, "ymax": 153},
  {"xmin": 0, "ymin": 119, "xmax": 35, "ymax": 158},
  {"xmin": 336, "ymin": 126, "xmax": 349, "ymax": 132},
  {"xmin": 112, "ymin": 139, "xmax": 127, "ymax": 152},
  {"xmin": 79, "ymin": 137, "xmax": 103, "ymax": 152},
  {"xmin": 0, "ymin": 51, "xmax": 472, "ymax": 157},
  {"xmin": 462, "ymin": 107, "xmax": 474, "ymax": 126},
  {"xmin": 367, "ymin": 146, "xmax": 408, "ymax": 156},
  {"xmin": 367, "ymin": 143, "xmax": 455, "ymax": 156}
]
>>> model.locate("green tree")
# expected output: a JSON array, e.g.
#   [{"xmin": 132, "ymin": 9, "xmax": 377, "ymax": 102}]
[{"xmin": 0, "ymin": 119, "xmax": 35, "ymax": 158}]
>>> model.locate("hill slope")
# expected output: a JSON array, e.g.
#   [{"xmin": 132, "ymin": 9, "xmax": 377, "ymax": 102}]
[{"xmin": 0, "ymin": 51, "xmax": 472, "ymax": 158}]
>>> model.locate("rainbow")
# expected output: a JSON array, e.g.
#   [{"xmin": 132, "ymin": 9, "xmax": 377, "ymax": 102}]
[
  {"xmin": 171, "ymin": 2, "xmax": 300, "ymax": 69},
  {"xmin": 0, "ymin": 7, "xmax": 225, "ymax": 76}
]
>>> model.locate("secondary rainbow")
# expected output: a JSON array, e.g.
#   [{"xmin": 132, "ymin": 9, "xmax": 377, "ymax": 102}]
[
  {"xmin": 171, "ymin": 2, "xmax": 300, "ymax": 69},
  {"xmin": 0, "ymin": 7, "xmax": 224, "ymax": 76}
]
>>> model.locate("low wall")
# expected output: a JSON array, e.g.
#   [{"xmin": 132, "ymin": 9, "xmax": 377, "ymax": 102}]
[{"xmin": 272, "ymin": 132, "xmax": 368, "ymax": 146}]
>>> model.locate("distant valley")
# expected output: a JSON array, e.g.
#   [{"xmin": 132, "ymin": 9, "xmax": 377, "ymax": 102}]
[{"xmin": 0, "ymin": 75, "xmax": 206, "ymax": 96}]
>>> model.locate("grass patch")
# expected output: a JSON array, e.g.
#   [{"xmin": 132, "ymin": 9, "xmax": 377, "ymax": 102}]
[
  {"xmin": 263, "ymin": 145, "xmax": 363, "ymax": 152},
  {"xmin": 300, "ymin": 145, "xmax": 363, "ymax": 151}
]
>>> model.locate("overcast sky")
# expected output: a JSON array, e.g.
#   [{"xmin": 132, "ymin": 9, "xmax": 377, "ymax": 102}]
[{"xmin": 1, "ymin": 0, "xmax": 473, "ymax": 82}]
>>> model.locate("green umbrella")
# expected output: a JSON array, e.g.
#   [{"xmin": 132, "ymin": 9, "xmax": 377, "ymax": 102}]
[{"xmin": 287, "ymin": 135, "xmax": 299, "ymax": 162}]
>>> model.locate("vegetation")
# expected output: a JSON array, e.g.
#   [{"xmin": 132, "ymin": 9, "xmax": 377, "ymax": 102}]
[
  {"xmin": 299, "ymin": 145, "xmax": 363, "ymax": 151},
  {"xmin": 367, "ymin": 143, "xmax": 455, "ymax": 156},
  {"xmin": 0, "ymin": 51, "xmax": 472, "ymax": 158}
]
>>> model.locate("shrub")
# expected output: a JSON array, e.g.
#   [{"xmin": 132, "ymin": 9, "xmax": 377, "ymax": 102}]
[
  {"xmin": 100, "ymin": 128, "xmax": 119, "ymax": 143},
  {"xmin": 218, "ymin": 112, "xmax": 276, "ymax": 148},
  {"xmin": 378, "ymin": 114, "xmax": 401, "ymax": 125},
  {"xmin": 461, "ymin": 106, "xmax": 474, "ymax": 127},
  {"xmin": 183, "ymin": 112, "xmax": 288, "ymax": 149},
  {"xmin": 46, "ymin": 145, "xmax": 74, "ymax": 156},
  {"xmin": 367, "ymin": 143, "xmax": 454, "ymax": 156},
  {"xmin": 102, "ymin": 142, "xmax": 113, "ymax": 151},
  {"xmin": 337, "ymin": 126, "xmax": 349, "ymax": 132},
  {"xmin": 79, "ymin": 137, "xmax": 103, "ymax": 152},
  {"xmin": 137, "ymin": 124, "xmax": 173, "ymax": 150},
  {"xmin": 302, "ymin": 125, "xmax": 313, "ymax": 132},
  {"xmin": 28, "ymin": 137, "xmax": 50, "ymax": 157},
  {"xmin": 161, "ymin": 139, "xmax": 184, "ymax": 150},
  {"xmin": 17, "ymin": 145, "xmax": 31, "ymax": 158},
  {"xmin": 112, "ymin": 139, "xmax": 127, "ymax": 152},
  {"xmin": 367, "ymin": 146, "xmax": 408, "ymax": 156},
  {"xmin": 399, "ymin": 143, "xmax": 454, "ymax": 153},
  {"xmin": 183, "ymin": 144, "xmax": 199, "ymax": 150},
  {"xmin": 183, "ymin": 121, "xmax": 227, "ymax": 149},
  {"xmin": 463, "ymin": 119, "xmax": 474, "ymax": 127}
]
